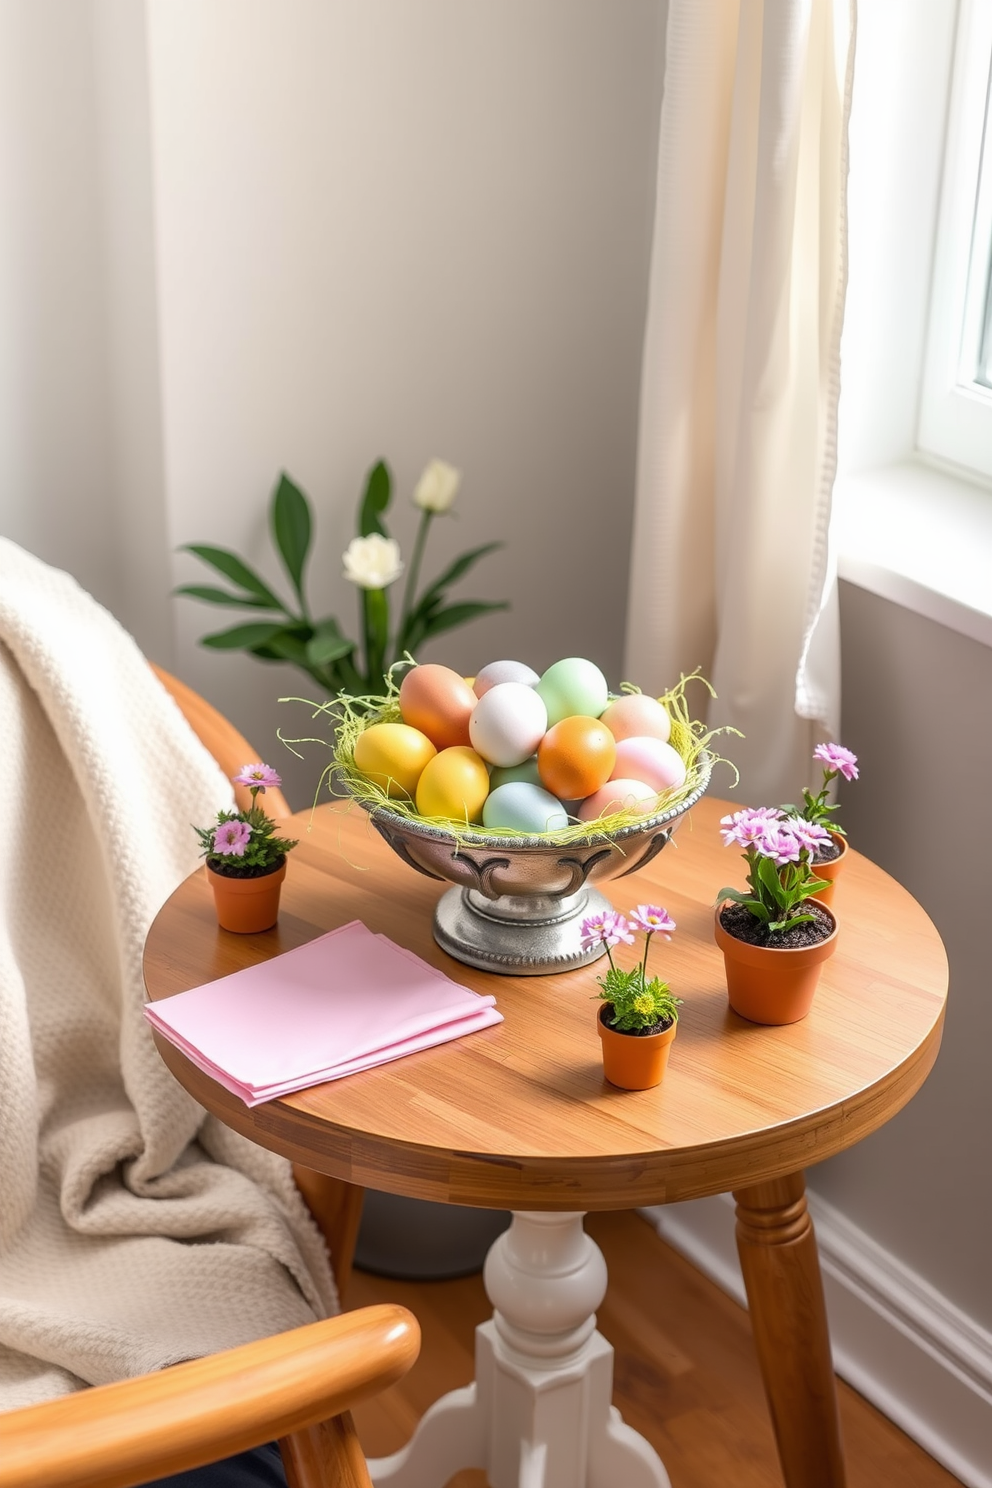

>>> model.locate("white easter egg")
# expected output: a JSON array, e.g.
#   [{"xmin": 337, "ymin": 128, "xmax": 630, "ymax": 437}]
[
  {"xmin": 474, "ymin": 660, "xmax": 541, "ymax": 698},
  {"xmin": 482, "ymin": 782, "xmax": 569, "ymax": 834},
  {"xmin": 469, "ymin": 683, "xmax": 548, "ymax": 768}
]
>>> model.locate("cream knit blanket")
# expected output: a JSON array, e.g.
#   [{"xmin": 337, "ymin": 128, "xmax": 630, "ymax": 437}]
[{"xmin": 0, "ymin": 540, "xmax": 337, "ymax": 1410}]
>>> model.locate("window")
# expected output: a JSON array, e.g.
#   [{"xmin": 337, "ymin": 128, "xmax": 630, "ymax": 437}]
[{"xmin": 918, "ymin": 0, "xmax": 992, "ymax": 480}]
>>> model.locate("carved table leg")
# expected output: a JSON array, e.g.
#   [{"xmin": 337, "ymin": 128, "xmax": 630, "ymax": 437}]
[
  {"xmin": 369, "ymin": 1212, "xmax": 670, "ymax": 1488},
  {"xmin": 733, "ymin": 1173, "xmax": 846, "ymax": 1488}
]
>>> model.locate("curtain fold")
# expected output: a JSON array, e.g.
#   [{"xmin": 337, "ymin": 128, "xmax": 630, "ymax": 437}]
[{"xmin": 625, "ymin": 0, "xmax": 855, "ymax": 803}]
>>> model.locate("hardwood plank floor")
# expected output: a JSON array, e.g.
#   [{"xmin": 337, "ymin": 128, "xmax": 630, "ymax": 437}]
[{"xmin": 347, "ymin": 1209, "xmax": 963, "ymax": 1488}]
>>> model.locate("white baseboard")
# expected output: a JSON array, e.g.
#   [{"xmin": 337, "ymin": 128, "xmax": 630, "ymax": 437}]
[{"xmin": 639, "ymin": 1192, "xmax": 992, "ymax": 1488}]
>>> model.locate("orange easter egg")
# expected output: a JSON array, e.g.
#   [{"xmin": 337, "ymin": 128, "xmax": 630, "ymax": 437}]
[
  {"xmin": 600, "ymin": 693, "xmax": 671, "ymax": 744},
  {"xmin": 415, "ymin": 746, "xmax": 491, "ymax": 823},
  {"xmin": 537, "ymin": 716, "xmax": 616, "ymax": 800},
  {"xmin": 399, "ymin": 664, "xmax": 476, "ymax": 750}
]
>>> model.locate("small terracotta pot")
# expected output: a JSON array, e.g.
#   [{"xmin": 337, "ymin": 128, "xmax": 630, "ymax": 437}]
[
  {"xmin": 810, "ymin": 832, "xmax": 848, "ymax": 906},
  {"xmin": 597, "ymin": 1005, "xmax": 677, "ymax": 1090},
  {"xmin": 714, "ymin": 904, "xmax": 838, "ymax": 1025},
  {"xmin": 207, "ymin": 861, "xmax": 287, "ymax": 933}
]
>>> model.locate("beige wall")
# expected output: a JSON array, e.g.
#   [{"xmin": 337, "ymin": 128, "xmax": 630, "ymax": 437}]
[
  {"xmin": 146, "ymin": 0, "xmax": 666, "ymax": 805},
  {"xmin": 812, "ymin": 581, "xmax": 992, "ymax": 1329}
]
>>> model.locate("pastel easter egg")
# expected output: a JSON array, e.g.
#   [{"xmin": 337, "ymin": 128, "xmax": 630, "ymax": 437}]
[
  {"xmin": 353, "ymin": 722, "xmax": 437, "ymax": 799},
  {"xmin": 474, "ymin": 659, "xmax": 541, "ymax": 697},
  {"xmin": 489, "ymin": 756, "xmax": 542, "ymax": 790},
  {"xmin": 576, "ymin": 777, "xmax": 660, "ymax": 823},
  {"xmin": 538, "ymin": 716, "xmax": 616, "ymax": 799},
  {"xmin": 610, "ymin": 737, "xmax": 687, "ymax": 793},
  {"xmin": 534, "ymin": 658, "xmax": 609, "ymax": 726},
  {"xmin": 415, "ymin": 745, "xmax": 490, "ymax": 823},
  {"xmin": 600, "ymin": 693, "xmax": 671, "ymax": 744},
  {"xmin": 469, "ymin": 683, "xmax": 548, "ymax": 768},
  {"xmin": 482, "ymin": 782, "xmax": 569, "ymax": 834},
  {"xmin": 399, "ymin": 664, "xmax": 476, "ymax": 749}
]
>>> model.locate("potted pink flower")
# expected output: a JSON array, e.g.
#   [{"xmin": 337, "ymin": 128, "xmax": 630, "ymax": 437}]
[
  {"xmin": 715, "ymin": 808, "xmax": 837, "ymax": 1025},
  {"xmin": 582, "ymin": 906, "xmax": 682, "ymax": 1089},
  {"xmin": 194, "ymin": 764, "xmax": 298, "ymax": 933},
  {"xmin": 780, "ymin": 742, "xmax": 859, "ymax": 905}
]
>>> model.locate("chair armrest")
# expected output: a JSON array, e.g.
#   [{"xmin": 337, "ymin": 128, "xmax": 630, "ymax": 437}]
[
  {"xmin": 149, "ymin": 663, "xmax": 293, "ymax": 819},
  {"xmin": 0, "ymin": 1305, "xmax": 419, "ymax": 1488}
]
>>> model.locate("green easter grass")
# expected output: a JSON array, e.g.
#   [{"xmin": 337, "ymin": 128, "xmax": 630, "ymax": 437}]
[{"xmin": 284, "ymin": 668, "xmax": 733, "ymax": 847}]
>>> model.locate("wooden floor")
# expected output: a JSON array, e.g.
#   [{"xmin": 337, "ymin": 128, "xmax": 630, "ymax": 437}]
[{"xmin": 348, "ymin": 1209, "xmax": 962, "ymax": 1488}]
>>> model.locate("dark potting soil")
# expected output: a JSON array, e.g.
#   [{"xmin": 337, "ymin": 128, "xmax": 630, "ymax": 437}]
[
  {"xmin": 719, "ymin": 899, "xmax": 834, "ymax": 950},
  {"xmin": 599, "ymin": 1004, "xmax": 674, "ymax": 1038},
  {"xmin": 207, "ymin": 854, "xmax": 286, "ymax": 880},
  {"xmin": 812, "ymin": 837, "xmax": 843, "ymax": 864}
]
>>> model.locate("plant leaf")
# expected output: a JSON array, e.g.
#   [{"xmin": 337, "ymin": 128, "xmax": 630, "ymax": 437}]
[
  {"xmin": 262, "ymin": 629, "xmax": 314, "ymax": 667},
  {"xmin": 414, "ymin": 542, "xmax": 504, "ymax": 613},
  {"xmin": 201, "ymin": 621, "xmax": 286, "ymax": 650},
  {"xmin": 307, "ymin": 618, "xmax": 357, "ymax": 666},
  {"xmin": 359, "ymin": 460, "xmax": 392, "ymax": 538},
  {"xmin": 180, "ymin": 545, "xmax": 285, "ymax": 610},
  {"xmin": 271, "ymin": 473, "xmax": 312, "ymax": 608},
  {"xmin": 173, "ymin": 585, "xmax": 276, "ymax": 609},
  {"xmin": 417, "ymin": 599, "xmax": 509, "ymax": 640}
]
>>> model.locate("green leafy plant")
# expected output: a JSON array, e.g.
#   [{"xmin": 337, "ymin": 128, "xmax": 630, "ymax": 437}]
[
  {"xmin": 582, "ymin": 907, "xmax": 682, "ymax": 1033},
  {"xmin": 194, "ymin": 764, "xmax": 298, "ymax": 878},
  {"xmin": 176, "ymin": 460, "xmax": 508, "ymax": 697}
]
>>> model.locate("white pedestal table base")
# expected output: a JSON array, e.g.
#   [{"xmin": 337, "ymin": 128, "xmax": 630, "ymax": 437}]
[{"xmin": 368, "ymin": 1211, "xmax": 671, "ymax": 1488}]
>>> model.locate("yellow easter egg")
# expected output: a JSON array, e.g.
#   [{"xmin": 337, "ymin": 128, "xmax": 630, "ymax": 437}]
[
  {"xmin": 353, "ymin": 722, "xmax": 437, "ymax": 799},
  {"xmin": 415, "ymin": 746, "xmax": 490, "ymax": 823}
]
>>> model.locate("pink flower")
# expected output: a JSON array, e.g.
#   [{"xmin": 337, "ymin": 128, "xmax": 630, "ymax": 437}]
[
  {"xmin": 629, "ymin": 905, "xmax": 676, "ymax": 938},
  {"xmin": 813, "ymin": 742, "xmax": 859, "ymax": 782},
  {"xmin": 580, "ymin": 911, "xmax": 636, "ymax": 953},
  {"xmin": 233, "ymin": 763, "xmax": 282, "ymax": 792},
  {"xmin": 756, "ymin": 823, "xmax": 801, "ymax": 865},
  {"xmin": 789, "ymin": 818, "xmax": 833, "ymax": 851},
  {"xmin": 721, "ymin": 815, "xmax": 775, "ymax": 850},
  {"xmin": 719, "ymin": 806, "xmax": 783, "ymax": 847},
  {"xmin": 212, "ymin": 819, "xmax": 252, "ymax": 856}
]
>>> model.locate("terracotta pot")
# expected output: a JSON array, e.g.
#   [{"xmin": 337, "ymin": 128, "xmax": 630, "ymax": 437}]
[
  {"xmin": 597, "ymin": 1004, "xmax": 677, "ymax": 1090},
  {"xmin": 810, "ymin": 832, "xmax": 848, "ymax": 906},
  {"xmin": 714, "ymin": 904, "xmax": 839, "ymax": 1025},
  {"xmin": 207, "ymin": 860, "xmax": 287, "ymax": 933}
]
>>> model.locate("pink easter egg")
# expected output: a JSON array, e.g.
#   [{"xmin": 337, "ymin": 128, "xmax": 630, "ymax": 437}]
[
  {"xmin": 610, "ymin": 737, "xmax": 687, "ymax": 792},
  {"xmin": 577, "ymin": 778, "xmax": 660, "ymax": 823},
  {"xmin": 600, "ymin": 694, "xmax": 671, "ymax": 744}
]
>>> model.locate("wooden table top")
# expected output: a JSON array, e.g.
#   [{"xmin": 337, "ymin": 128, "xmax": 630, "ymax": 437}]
[{"xmin": 143, "ymin": 797, "xmax": 948, "ymax": 1212}]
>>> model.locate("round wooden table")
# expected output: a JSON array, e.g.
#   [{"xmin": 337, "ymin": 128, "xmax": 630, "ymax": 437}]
[{"xmin": 143, "ymin": 796, "xmax": 947, "ymax": 1488}]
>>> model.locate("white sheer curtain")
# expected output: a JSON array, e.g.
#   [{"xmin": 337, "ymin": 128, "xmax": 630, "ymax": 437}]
[{"xmin": 625, "ymin": 0, "xmax": 855, "ymax": 803}]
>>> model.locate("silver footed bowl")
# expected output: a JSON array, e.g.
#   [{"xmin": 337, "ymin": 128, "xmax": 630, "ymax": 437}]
[{"xmin": 356, "ymin": 753, "xmax": 712, "ymax": 976}]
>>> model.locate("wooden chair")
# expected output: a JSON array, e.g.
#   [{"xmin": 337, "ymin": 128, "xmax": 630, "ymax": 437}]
[
  {"xmin": 0, "ymin": 664, "xmax": 407, "ymax": 1488},
  {"xmin": 0, "ymin": 1304, "xmax": 419, "ymax": 1488},
  {"xmin": 149, "ymin": 663, "xmax": 368, "ymax": 1301}
]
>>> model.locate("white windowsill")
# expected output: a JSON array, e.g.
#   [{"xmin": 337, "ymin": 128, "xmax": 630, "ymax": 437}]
[{"xmin": 834, "ymin": 458, "xmax": 992, "ymax": 649}]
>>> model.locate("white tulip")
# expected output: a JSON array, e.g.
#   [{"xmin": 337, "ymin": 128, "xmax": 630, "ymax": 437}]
[
  {"xmin": 342, "ymin": 534, "xmax": 404, "ymax": 590},
  {"xmin": 412, "ymin": 458, "xmax": 462, "ymax": 514}
]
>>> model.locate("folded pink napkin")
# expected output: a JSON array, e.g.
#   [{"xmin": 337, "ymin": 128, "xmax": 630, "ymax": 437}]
[{"xmin": 144, "ymin": 919, "xmax": 502, "ymax": 1106}]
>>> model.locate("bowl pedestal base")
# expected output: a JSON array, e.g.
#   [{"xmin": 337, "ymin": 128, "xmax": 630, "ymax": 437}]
[{"xmin": 433, "ymin": 884, "xmax": 613, "ymax": 975}]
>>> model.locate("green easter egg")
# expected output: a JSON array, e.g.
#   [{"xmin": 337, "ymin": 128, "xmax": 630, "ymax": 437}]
[
  {"xmin": 489, "ymin": 757, "xmax": 542, "ymax": 790},
  {"xmin": 535, "ymin": 658, "xmax": 609, "ymax": 726}
]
